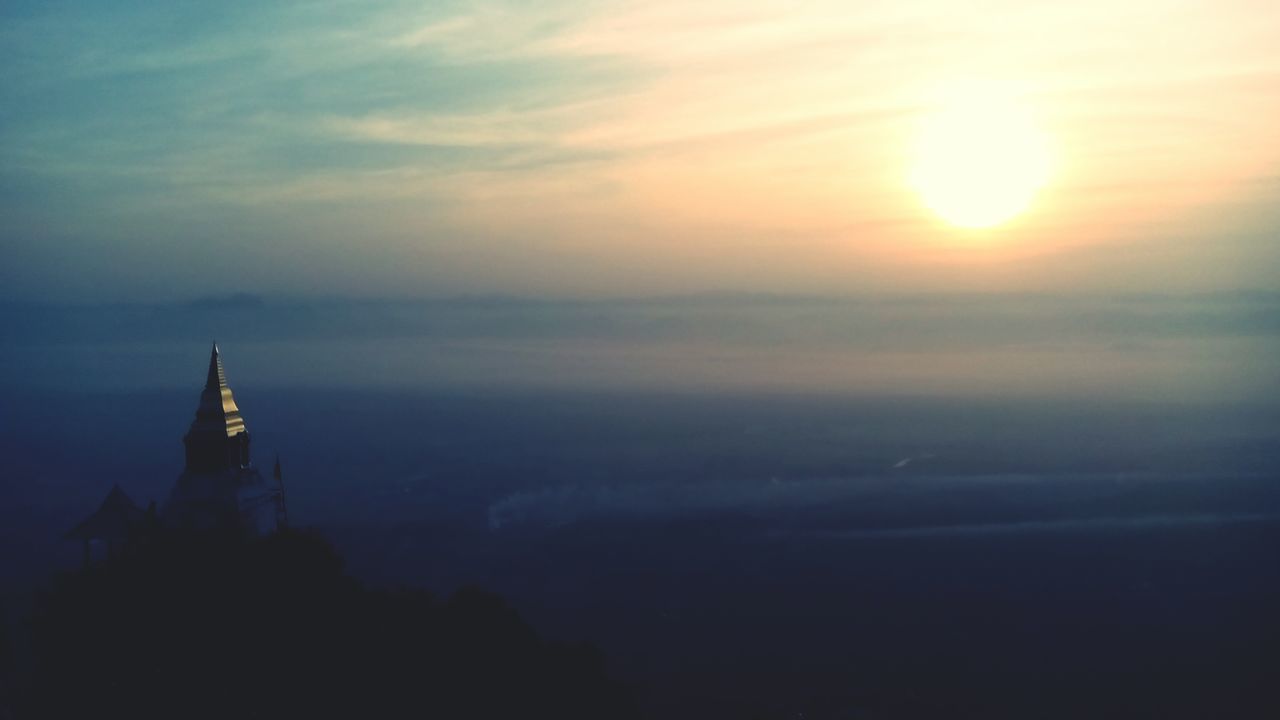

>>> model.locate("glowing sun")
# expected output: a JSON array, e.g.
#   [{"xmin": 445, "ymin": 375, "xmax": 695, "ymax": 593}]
[{"xmin": 910, "ymin": 91, "xmax": 1053, "ymax": 229}]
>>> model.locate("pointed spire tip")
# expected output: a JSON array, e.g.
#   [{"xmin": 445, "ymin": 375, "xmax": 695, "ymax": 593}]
[{"xmin": 205, "ymin": 342, "xmax": 228, "ymax": 389}]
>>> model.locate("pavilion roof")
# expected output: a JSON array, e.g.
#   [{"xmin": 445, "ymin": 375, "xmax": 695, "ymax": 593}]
[{"xmin": 65, "ymin": 484, "xmax": 145, "ymax": 542}]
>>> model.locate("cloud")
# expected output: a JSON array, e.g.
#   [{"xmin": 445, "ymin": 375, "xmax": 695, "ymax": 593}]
[
  {"xmin": 484, "ymin": 471, "xmax": 1280, "ymax": 531},
  {"xmin": 386, "ymin": 4, "xmax": 575, "ymax": 60},
  {"xmin": 390, "ymin": 16, "xmax": 478, "ymax": 49},
  {"xmin": 323, "ymin": 110, "xmax": 563, "ymax": 148},
  {"xmin": 4, "ymin": 0, "xmax": 1280, "ymax": 302},
  {"xmin": 486, "ymin": 474, "xmax": 887, "ymax": 530},
  {"xmin": 811, "ymin": 513, "xmax": 1279, "ymax": 540}
]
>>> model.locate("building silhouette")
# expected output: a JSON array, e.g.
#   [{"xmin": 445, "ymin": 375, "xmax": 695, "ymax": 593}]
[
  {"xmin": 63, "ymin": 484, "xmax": 148, "ymax": 565},
  {"xmin": 165, "ymin": 343, "xmax": 286, "ymax": 533},
  {"xmin": 67, "ymin": 344, "xmax": 287, "ymax": 552}
]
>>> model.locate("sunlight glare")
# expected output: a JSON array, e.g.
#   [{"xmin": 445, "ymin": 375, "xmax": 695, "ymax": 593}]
[{"xmin": 911, "ymin": 88, "xmax": 1053, "ymax": 229}]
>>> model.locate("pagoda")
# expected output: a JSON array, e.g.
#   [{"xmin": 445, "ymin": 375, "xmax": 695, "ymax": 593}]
[{"xmin": 163, "ymin": 343, "xmax": 287, "ymax": 534}]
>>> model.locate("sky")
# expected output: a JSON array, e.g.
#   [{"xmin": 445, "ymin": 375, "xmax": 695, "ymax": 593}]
[{"xmin": 2, "ymin": 0, "xmax": 1279, "ymax": 303}]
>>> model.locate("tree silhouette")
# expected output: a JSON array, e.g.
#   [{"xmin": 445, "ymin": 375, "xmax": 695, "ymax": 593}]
[{"xmin": 15, "ymin": 528, "xmax": 636, "ymax": 720}]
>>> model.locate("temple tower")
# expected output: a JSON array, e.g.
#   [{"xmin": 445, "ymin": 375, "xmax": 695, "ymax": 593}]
[{"xmin": 164, "ymin": 344, "xmax": 285, "ymax": 534}]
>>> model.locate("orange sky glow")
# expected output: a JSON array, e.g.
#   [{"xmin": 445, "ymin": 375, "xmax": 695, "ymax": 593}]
[{"xmin": 2, "ymin": 0, "xmax": 1278, "ymax": 300}]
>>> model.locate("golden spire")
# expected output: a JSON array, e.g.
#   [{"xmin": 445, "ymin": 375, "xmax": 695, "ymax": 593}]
[
  {"xmin": 206, "ymin": 341, "xmax": 228, "ymax": 389},
  {"xmin": 193, "ymin": 342, "xmax": 246, "ymax": 437}
]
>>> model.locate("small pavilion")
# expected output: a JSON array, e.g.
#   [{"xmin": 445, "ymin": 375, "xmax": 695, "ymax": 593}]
[{"xmin": 64, "ymin": 484, "xmax": 146, "ymax": 566}]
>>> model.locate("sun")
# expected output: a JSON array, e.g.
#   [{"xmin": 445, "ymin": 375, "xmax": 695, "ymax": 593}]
[{"xmin": 910, "ymin": 89, "xmax": 1053, "ymax": 229}]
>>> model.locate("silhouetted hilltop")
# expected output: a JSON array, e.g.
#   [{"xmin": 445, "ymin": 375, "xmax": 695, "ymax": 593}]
[{"xmin": 13, "ymin": 528, "xmax": 636, "ymax": 720}]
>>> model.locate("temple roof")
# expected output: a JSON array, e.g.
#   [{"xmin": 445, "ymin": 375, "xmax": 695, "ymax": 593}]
[
  {"xmin": 65, "ymin": 485, "xmax": 144, "ymax": 542},
  {"xmin": 191, "ymin": 343, "xmax": 246, "ymax": 437}
]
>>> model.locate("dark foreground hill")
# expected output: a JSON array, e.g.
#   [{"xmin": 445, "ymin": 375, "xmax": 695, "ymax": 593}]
[{"xmin": 9, "ymin": 528, "xmax": 637, "ymax": 720}]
